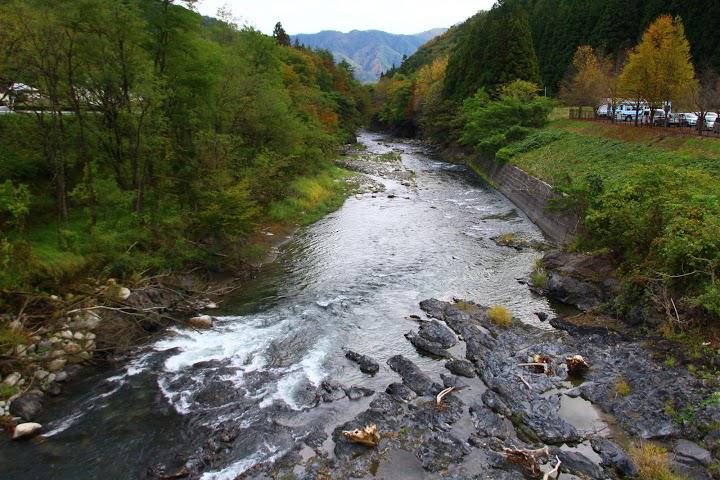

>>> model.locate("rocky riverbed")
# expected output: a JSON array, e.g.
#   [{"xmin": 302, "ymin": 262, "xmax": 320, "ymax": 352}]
[
  {"xmin": 1, "ymin": 132, "xmax": 716, "ymax": 479},
  {"xmin": 180, "ymin": 298, "xmax": 714, "ymax": 480}
]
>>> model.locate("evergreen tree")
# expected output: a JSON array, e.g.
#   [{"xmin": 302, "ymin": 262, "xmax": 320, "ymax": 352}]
[{"xmin": 273, "ymin": 22, "xmax": 290, "ymax": 47}]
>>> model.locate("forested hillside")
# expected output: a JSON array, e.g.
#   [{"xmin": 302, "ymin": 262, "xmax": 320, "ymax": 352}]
[
  {"xmin": 372, "ymin": 0, "xmax": 720, "ymax": 329},
  {"xmin": 0, "ymin": 0, "xmax": 367, "ymax": 295},
  {"xmin": 292, "ymin": 29, "xmax": 446, "ymax": 83}
]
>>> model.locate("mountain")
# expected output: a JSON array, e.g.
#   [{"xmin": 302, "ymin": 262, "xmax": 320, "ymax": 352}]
[{"xmin": 292, "ymin": 29, "xmax": 447, "ymax": 83}]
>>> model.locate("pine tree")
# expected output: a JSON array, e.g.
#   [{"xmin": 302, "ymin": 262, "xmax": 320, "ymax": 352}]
[{"xmin": 273, "ymin": 22, "xmax": 290, "ymax": 47}]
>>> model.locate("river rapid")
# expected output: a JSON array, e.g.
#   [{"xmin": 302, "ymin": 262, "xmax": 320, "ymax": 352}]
[{"xmin": 0, "ymin": 132, "xmax": 563, "ymax": 479}]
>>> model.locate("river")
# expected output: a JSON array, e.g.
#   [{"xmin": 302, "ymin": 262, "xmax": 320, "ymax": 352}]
[{"xmin": 0, "ymin": 132, "xmax": 563, "ymax": 479}]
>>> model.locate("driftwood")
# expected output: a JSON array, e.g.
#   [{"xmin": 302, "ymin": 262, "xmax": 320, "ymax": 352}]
[
  {"xmin": 519, "ymin": 354, "xmax": 553, "ymax": 375},
  {"xmin": 342, "ymin": 424, "xmax": 380, "ymax": 448},
  {"xmin": 543, "ymin": 455, "xmax": 562, "ymax": 480},
  {"xmin": 516, "ymin": 374, "xmax": 532, "ymax": 390},
  {"xmin": 502, "ymin": 446, "xmax": 549, "ymax": 476},
  {"xmin": 436, "ymin": 387, "xmax": 455, "ymax": 408},
  {"xmin": 566, "ymin": 355, "xmax": 590, "ymax": 376}
]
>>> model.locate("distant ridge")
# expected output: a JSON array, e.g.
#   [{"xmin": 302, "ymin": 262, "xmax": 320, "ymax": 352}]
[{"xmin": 292, "ymin": 28, "xmax": 447, "ymax": 83}]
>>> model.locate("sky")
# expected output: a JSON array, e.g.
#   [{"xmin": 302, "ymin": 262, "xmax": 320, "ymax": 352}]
[{"xmin": 195, "ymin": 0, "xmax": 495, "ymax": 35}]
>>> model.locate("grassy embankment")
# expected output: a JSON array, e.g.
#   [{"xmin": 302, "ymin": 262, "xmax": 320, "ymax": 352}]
[{"xmin": 494, "ymin": 111, "xmax": 720, "ymax": 368}]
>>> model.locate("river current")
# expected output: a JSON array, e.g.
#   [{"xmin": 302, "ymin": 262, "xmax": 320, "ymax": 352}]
[{"xmin": 0, "ymin": 132, "xmax": 563, "ymax": 479}]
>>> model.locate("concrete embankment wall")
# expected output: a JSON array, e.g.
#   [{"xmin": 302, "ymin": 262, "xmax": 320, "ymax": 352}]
[{"xmin": 471, "ymin": 156, "xmax": 580, "ymax": 244}]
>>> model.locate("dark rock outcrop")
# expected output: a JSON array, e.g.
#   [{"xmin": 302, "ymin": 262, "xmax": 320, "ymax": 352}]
[
  {"xmin": 344, "ymin": 350, "xmax": 380, "ymax": 375},
  {"xmin": 445, "ymin": 359, "xmax": 476, "ymax": 378},
  {"xmin": 415, "ymin": 432, "xmax": 471, "ymax": 472},
  {"xmin": 543, "ymin": 250, "xmax": 619, "ymax": 311},
  {"xmin": 590, "ymin": 437, "xmax": 639, "ymax": 477},
  {"xmin": 404, "ymin": 331, "xmax": 452, "ymax": 358},
  {"xmin": 387, "ymin": 355, "xmax": 442, "ymax": 396}
]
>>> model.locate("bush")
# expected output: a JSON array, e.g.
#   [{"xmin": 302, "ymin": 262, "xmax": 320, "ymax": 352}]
[
  {"xmin": 629, "ymin": 443, "xmax": 682, "ymax": 480},
  {"xmin": 460, "ymin": 82, "xmax": 554, "ymax": 158},
  {"xmin": 487, "ymin": 305, "xmax": 513, "ymax": 328},
  {"xmin": 614, "ymin": 379, "xmax": 631, "ymax": 397}
]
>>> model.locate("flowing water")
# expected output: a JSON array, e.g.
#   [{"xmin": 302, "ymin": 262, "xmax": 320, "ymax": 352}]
[{"xmin": 0, "ymin": 132, "xmax": 566, "ymax": 479}]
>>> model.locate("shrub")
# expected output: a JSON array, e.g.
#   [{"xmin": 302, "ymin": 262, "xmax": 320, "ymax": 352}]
[
  {"xmin": 487, "ymin": 305, "xmax": 513, "ymax": 328},
  {"xmin": 0, "ymin": 384, "xmax": 19, "ymax": 401},
  {"xmin": 614, "ymin": 379, "xmax": 631, "ymax": 397},
  {"xmin": 629, "ymin": 443, "xmax": 683, "ymax": 480}
]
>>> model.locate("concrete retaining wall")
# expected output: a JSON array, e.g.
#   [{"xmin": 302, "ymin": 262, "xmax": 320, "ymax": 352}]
[{"xmin": 472, "ymin": 156, "xmax": 580, "ymax": 244}]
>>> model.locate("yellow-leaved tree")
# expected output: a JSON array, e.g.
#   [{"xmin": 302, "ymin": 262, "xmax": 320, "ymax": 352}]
[
  {"xmin": 560, "ymin": 46, "xmax": 608, "ymax": 117},
  {"xmin": 619, "ymin": 15, "xmax": 696, "ymax": 125}
]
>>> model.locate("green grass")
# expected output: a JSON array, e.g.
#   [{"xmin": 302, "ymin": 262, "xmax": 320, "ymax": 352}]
[
  {"xmin": 268, "ymin": 165, "xmax": 357, "ymax": 226},
  {"xmin": 0, "ymin": 384, "xmax": 19, "ymax": 401},
  {"xmin": 0, "ymin": 327, "xmax": 26, "ymax": 350},
  {"xmin": 506, "ymin": 118, "xmax": 720, "ymax": 188}
]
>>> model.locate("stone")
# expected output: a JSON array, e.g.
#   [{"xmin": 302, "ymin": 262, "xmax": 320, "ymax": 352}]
[
  {"xmin": 54, "ymin": 371, "xmax": 68, "ymax": 382},
  {"xmin": 9, "ymin": 394, "xmax": 43, "ymax": 421},
  {"xmin": 188, "ymin": 315, "xmax": 213, "ymax": 329},
  {"xmin": 73, "ymin": 332, "xmax": 84, "ymax": 340},
  {"xmin": 417, "ymin": 321, "xmax": 457, "ymax": 349},
  {"xmin": 2, "ymin": 372, "xmax": 21, "ymax": 387},
  {"xmin": 674, "ymin": 439, "xmax": 712, "ymax": 468},
  {"xmin": 385, "ymin": 383, "xmax": 416, "ymax": 402},
  {"xmin": 34, "ymin": 370, "xmax": 49, "ymax": 381},
  {"xmin": 344, "ymin": 386, "xmax": 375, "ymax": 401},
  {"xmin": 553, "ymin": 449, "xmax": 604, "ymax": 479},
  {"xmin": 416, "ymin": 432, "xmax": 471, "ymax": 472},
  {"xmin": 345, "ymin": 350, "xmax": 380, "ymax": 375},
  {"xmin": 117, "ymin": 287, "xmax": 131, "ymax": 300},
  {"xmin": 12, "ymin": 422, "xmax": 42, "ymax": 440},
  {"xmin": 48, "ymin": 358, "xmax": 66, "ymax": 372},
  {"xmin": 63, "ymin": 342, "xmax": 82, "ymax": 355},
  {"xmin": 405, "ymin": 331, "xmax": 452, "ymax": 358},
  {"xmin": 590, "ymin": 437, "xmax": 639, "ymax": 477},
  {"xmin": 445, "ymin": 359, "xmax": 476, "ymax": 378},
  {"xmin": 60, "ymin": 330, "xmax": 74, "ymax": 339},
  {"xmin": 387, "ymin": 355, "xmax": 442, "ymax": 396}
]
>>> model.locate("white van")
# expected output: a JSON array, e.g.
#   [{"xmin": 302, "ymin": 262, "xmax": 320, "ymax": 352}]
[{"xmin": 614, "ymin": 103, "xmax": 646, "ymax": 122}]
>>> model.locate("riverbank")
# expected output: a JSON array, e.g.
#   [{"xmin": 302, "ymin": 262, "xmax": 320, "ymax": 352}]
[{"xmin": 0, "ymin": 158, "xmax": 383, "ymax": 437}]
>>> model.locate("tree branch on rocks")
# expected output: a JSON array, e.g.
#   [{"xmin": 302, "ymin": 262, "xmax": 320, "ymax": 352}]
[
  {"xmin": 542, "ymin": 456, "xmax": 562, "ymax": 480},
  {"xmin": 436, "ymin": 386, "xmax": 455, "ymax": 409},
  {"xmin": 502, "ymin": 445, "xmax": 549, "ymax": 476}
]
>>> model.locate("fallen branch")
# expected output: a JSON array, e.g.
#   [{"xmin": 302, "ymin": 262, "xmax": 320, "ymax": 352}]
[
  {"xmin": 343, "ymin": 424, "xmax": 380, "ymax": 448},
  {"xmin": 436, "ymin": 387, "xmax": 455, "ymax": 408},
  {"xmin": 543, "ymin": 455, "xmax": 562, "ymax": 480},
  {"xmin": 502, "ymin": 446, "xmax": 549, "ymax": 476},
  {"xmin": 517, "ymin": 374, "xmax": 532, "ymax": 390}
]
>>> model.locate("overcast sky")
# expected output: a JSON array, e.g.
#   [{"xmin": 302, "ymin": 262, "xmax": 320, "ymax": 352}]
[{"xmin": 196, "ymin": 0, "xmax": 494, "ymax": 35}]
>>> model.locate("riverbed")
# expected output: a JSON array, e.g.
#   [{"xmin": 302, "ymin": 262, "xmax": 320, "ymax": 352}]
[{"xmin": 0, "ymin": 132, "xmax": 563, "ymax": 479}]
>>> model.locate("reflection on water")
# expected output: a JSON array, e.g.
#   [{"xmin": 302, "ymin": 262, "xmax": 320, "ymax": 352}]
[{"xmin": 0, "ymin": 132, "xmax": 561, "ymax": 479}]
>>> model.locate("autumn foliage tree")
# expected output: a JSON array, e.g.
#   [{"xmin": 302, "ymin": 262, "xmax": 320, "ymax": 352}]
[
  {"xmin": 560, "ymin": 46, "xmax": 608, "ymax": 116},
  {"xmin": 619, "ymin": 15, "xmax": 696, "ymax": 124}
]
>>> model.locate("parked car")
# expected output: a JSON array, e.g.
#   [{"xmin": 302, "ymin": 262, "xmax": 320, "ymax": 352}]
[
  {"xmin": 596, "ymin": 104, "xmax": 609, "ymax": 117},
  {"xmin": 703, "ymin": 112, "xmax": 718, "ymax": 130},
  {"xmin": 0, "ymin": 105, "xmax": 11, "ymax": 114},
  {"xmin": 668, "ymin": 112, "xmax": 698, "ymax": 127}
]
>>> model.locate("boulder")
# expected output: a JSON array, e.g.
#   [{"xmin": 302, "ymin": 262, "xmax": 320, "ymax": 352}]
[
  {"xmin": 385, "ymin": 383, "xmax": 416, "ymax": 402},
  {"xmin": 416, "ymin": 432, "xmax": 471, "ymax": 472},
  {"xmin": 12, "ymin": 422, "xmax": 42, "ymax": 440},
  {"xmin": 2, "ymin": 372, "xmax": 21, "ymax": 387},
  {"xmin": 344, "ymin": 386, "xmax": 375, "ymax": 401},
  {"xmin": 445, "ymin": 359, "xmax": 476, "ymax": 378},
  {"xmin": 590, "ymin": 437, "xmax": 638, "ymax": 477},
  {"xmin": 674, "ymin": 439, "xmax": 712, "ymax": 468},
  {"xmin": 543, "ymin": 250, "xmax": 619, "ymax": 311},
  {"xmin": 417, "ymin": 321, "xmax": 457, "ymax": 349},
  {"xmin": 9, "ymin": 394, "xmax": 43, "ymax": 421},
  {"xmin": 344, "ymin": 350, "xmax": 380, "ymax": 375},
  {"xmin": 553, "ymin": 449, "xmax": 605, "ymax": 479},
  {"xmin": 47, "ymin": 359, "xmax": 66, "ymax": 372},
  {"xmin": 387, "ymin": 355, "xmax": 441, "ymax": 396},
  {"xmin": 405, "ymin": 331, "xmax": 452, "ymax": 358},
  {"xmin": 188, "ymin": 315, "xmax": 214, "ymax": 329}
]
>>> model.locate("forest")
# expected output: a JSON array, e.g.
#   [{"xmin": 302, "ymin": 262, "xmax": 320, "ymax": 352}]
[{"xmin": 0, "ymin": 0, "xmax": 367, "ymax": 296}]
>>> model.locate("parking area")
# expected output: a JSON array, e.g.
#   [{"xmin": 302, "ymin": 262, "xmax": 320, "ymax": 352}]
[{"xmin": 569, "ymin": 107, "xmax": 720, "ymax": 138}]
